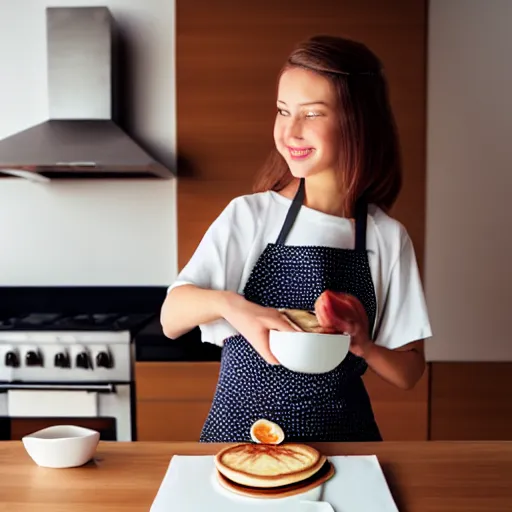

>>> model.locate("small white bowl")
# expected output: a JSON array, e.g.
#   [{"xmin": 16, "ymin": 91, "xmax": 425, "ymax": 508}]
[
  {"xmin": 269, "ymin": 330, "xmax": 351, "ymax": 373},
  {"xmin": 22, "ymin": 425, "xmax": 100, "ymax": 468}
]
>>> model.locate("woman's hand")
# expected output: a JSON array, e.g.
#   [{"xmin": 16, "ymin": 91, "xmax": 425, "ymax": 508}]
[
  {"xmin": 347, "ymin": 329, "xmax": 373, "ymax": 359},
  {"xmin": 325, "ymin": 311, "xmax": 373, "ymax": 359},
  {"xmin": 221, "ymin": 292, "xmax": 301, "ymax": 364},
  {"xmin": 314, "ymin": 291, "xmax": 373, "ymax": 359}
]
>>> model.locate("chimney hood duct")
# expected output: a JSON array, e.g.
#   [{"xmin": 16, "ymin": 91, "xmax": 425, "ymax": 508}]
[{"xmin": 0, "ymin": 7, "xmax": 173, "ymax": 182}]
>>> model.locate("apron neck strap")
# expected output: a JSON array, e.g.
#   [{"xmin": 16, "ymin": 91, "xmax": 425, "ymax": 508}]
[{"xmin": 275, "ymin": 178, "xmax": 305, "ymax": 245}]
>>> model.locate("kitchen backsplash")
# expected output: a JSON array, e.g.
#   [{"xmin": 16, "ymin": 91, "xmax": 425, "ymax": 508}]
[{"xmin": 0, "ymin": 179, "xmax": 177, "ymax": 285}]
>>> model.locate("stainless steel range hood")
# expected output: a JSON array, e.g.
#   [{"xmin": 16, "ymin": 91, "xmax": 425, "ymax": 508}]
[{"xmin": 0, "ymin": 7, "xmax": 173, "ymax": 182}]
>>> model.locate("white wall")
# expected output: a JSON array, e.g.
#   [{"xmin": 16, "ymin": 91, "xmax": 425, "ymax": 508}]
[
  {"xmin": 425, "ymin": 0, "xmax": 512, "ymax": 361},
  {"xmin": 0, "ymin": 0, "xmax": 177, "ymax": 286}
]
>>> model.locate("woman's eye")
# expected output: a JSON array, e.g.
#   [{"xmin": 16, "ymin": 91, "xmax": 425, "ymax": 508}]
[{"xmin": 277, "ymin": 109, "xmax": 322, "ymax": 118}]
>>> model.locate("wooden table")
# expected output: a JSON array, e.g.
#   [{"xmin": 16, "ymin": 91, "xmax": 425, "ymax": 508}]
[{"xmin": 1, "ymin": 441, "xmax": 511, "ymax": 511}]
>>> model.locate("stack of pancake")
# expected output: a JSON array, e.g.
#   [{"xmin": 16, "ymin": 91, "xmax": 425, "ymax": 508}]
[{"xmin": 214, "ymin": 442, "xmax": 334, "ymax": 499}]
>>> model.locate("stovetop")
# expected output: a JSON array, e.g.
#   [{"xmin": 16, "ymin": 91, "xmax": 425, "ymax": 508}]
[
  {"xmin": 0, "ymin": 286, "xmax": 167, "ymax": 382},
  {"xmin": 0, "ymin": 312, "xmax": 156, "ymax": 332}
]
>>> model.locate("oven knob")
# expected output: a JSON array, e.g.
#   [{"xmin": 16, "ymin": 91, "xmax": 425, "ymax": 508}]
[
  {"xmin": 54, "ymin": 352, "xmax": 70, "ymax": 368},
  {"xmin": 76, "ymin": 352, "xmax": 90, "ymax": 369},
  {"xmin": 5, "ymin": 351, "xmax": 20, "ymax": 368},
  {"xmin": 25, "ymin": 350, "xmax": 43, "ymax": 367},
  {"xmin": 96, "ymin": 351, "xmax": 112, "ymax": 369}
]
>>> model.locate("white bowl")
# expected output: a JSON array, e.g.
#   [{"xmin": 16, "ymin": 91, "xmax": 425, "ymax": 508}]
[
  {"xmin": 22, "ymin": 425, "xmax": 100, "ymax": 468},
  {"xmin": 269, "ymin": 330, "xmax": 351, "ymax": 373}
]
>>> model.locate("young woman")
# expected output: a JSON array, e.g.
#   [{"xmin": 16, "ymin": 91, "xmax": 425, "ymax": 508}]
[{"xmin": 161, "ymin": 35, "xmax": 432, "ymax": 443}]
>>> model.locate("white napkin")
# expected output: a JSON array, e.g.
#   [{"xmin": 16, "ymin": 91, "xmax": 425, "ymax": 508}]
[{"xmin": 150, "ymin": 454, "xmax": 398, "ymax": 512}]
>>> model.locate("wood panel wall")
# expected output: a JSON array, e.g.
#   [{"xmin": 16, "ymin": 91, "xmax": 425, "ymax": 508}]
[
  {"xmin": 175, "ymin": 0, "xmax": 429, "ymax": 440},
  {"xmin": 176, "ymin": 0, "xmax": 428, "ymax": 269}
]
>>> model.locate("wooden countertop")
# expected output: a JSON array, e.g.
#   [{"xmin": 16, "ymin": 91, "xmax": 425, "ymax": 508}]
[{"xmin": 1, "ymin": 441, "xmax": 511, "ymax": 511}]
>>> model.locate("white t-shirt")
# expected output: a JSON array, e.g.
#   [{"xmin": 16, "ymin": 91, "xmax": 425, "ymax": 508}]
[{"xmin": 168, "ymin": 190, "xmax": 432, "ymax": 350}]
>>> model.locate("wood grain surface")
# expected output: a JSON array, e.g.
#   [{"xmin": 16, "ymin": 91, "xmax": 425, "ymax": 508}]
[{"xmin": 0, "ymin": 441, "xmax": 511, "ymax": 511}]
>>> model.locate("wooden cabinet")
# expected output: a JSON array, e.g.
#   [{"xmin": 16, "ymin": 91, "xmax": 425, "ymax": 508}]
[
  {"xmin": 135, "ymin": 361, "xmax": 428, "ymax": 441},
  {"xmin": 135, "ymin": 362, "xmax": 219, "ymax": 442},
  {"xmin": 364, "ymin": 366, "xmax": 429, "ymax": 441},
  {"xmin": 429, "ymin": 363, "xmax": 512, "ymax": 441}
]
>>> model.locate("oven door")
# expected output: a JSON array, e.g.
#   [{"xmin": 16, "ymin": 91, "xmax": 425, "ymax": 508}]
[{"xmin": 0, "ymin": 382, "xmax": 132, "ymax": 441}]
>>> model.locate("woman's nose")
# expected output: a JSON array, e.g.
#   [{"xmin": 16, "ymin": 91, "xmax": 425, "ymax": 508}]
[{"xmin": 285, "ymin": 117, "xmax": 304, "ymax": 140}]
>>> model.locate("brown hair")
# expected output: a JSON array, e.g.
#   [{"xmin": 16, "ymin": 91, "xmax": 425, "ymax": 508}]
[{"xmin": 253, "ymin": 35, "xmax": 402, "ymax": 215}]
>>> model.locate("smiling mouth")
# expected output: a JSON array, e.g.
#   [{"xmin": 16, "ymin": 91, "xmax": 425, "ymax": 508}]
[{"xmin": 288, "ymin": 147, "xmax": 314, "ymax": 160}]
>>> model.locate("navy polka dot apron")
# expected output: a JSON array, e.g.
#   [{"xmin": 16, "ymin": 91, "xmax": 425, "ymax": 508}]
[{"xmin": 200, "ymin": 178, "xmax": 382, "ymax": 442}]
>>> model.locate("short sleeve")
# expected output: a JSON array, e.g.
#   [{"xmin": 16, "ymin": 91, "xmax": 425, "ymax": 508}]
[
  {"xmin": 374, "ymin": 229, "xmax": 432, "ymax": 350},
  {"xmin": 167, "ymin": 198, "xmax": 255, "ymax": 345}
]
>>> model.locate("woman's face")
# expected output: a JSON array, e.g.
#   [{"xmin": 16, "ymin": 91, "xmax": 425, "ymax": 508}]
[{"xmin": 274, "ymin": 67, "xmax": 340, "ymax": 180}]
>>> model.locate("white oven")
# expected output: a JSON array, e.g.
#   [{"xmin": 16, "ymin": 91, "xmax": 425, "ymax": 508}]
[
  {"xmin": 0, "ymin": 319, "xmax": 137, "ymax": 441},
  {"xmin": 0, "ymin": 382, "xmax": 133, "ymax": 441}
]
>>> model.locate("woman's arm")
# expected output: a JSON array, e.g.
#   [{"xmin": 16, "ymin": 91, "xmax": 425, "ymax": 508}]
[
  {"xmin": 314, "ymin": 289, "xmax": 427, "ymax": 390},
  {"xmin": 339, "ymin": 311, "xmax": 426, "ymax": 390},
  {"xmin": 359, "ymin": 339, "xmax": 426, "ymax": 390},
  {"xmin": 160, "ymin": 198, "xmax": 253, "ymax": 342},
  {"xmin": 161, "ymin": 285, "xmax": 298, "ymax": 363},
  {"xmin": 160, "ymin": 285, "xmax": 232, "ymax": 339},
  {"xmin": 355, "ymin": 225, "xmax": 431, "ymax": 390}
]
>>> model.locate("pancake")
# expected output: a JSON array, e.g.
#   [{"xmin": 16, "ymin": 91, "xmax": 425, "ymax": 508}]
[
  {"xmin": 214, "ymin": 443, "xmax": 324, "ymax": 488},
  {"xmin": 281, "ymin": 309, "xmax": 322, "ymax": 332},
  {"xmin": 280, "ymin": 309, "xmax": 338, "ymax": 334},
  {"xmin": 216, "ymin": 459, "xmax": 335, "ymax": 499}
]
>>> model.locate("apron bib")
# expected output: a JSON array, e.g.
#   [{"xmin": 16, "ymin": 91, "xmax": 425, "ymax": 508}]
[{"xmin": 200, "ymin": 179, "xmax": 381, "ymax": 442}]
